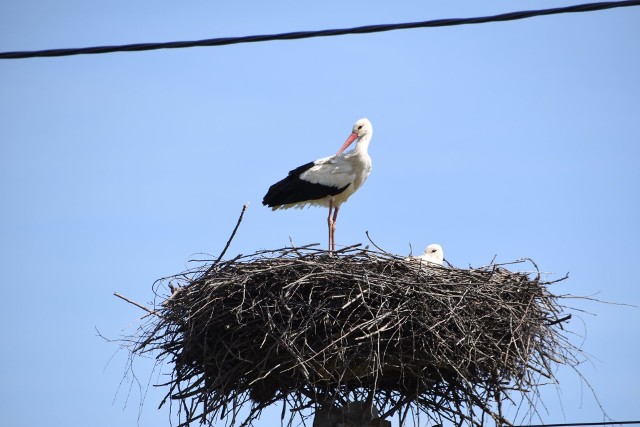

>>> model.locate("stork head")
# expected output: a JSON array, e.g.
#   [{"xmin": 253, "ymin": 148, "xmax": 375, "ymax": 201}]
[
  {"xmin": 352, "ymin": 118, "xmax": 372, "ymax": 138},
  {"xmin": 422, "ymin": 244, "xmax": 444, "ymax": 265},
  {"xmin": 337, "ymin": 118, "xmax": 373, "ymax": 155}
]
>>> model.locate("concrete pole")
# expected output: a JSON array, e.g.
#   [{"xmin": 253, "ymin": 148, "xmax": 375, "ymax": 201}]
[{"xmin": 312, "ymin": 402, "xmax": 391, "ymax": 427}]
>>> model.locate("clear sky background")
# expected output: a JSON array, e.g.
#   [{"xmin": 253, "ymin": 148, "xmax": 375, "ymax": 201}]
[{"xmin": 1, "ymin": 1, "xmax": 639, "ymax": 426}]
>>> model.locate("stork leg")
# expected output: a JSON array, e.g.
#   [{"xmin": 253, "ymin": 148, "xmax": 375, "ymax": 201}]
[
  {"xmin": 327, "ymin": 201, "xmax": 334, "ymax": 253},
  {"xmin": 331, "ymin": 206, "xmax": 339, "ymax": 253}
]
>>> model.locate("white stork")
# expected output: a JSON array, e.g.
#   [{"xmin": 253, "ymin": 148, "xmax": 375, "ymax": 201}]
[
  {"xmin": 408, "ymin": 243, "xmax": 444, "ymax": 266},
  {"xmin": 262, "ymin": 118, "xmax": 373, "ymax": 252}
]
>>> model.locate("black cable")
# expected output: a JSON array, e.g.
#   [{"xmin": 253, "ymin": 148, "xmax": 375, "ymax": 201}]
[
  {"xmin": 1, "ymin": 0, "xmax": 639, "ymax": 59},
  {"xmin": 513, "ymin": 421, "xmax": 640, "ymax": 427}
]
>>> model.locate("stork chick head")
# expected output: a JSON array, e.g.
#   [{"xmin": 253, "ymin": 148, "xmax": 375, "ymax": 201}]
[{"xmin": 422, "ymin": 243, "xmax": 444, "ymax": 266}]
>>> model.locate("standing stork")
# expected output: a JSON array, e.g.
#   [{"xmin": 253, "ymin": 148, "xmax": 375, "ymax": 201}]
[{"xmin": 262, "ymin": 118, "xmax": 373, "ymax": 252}]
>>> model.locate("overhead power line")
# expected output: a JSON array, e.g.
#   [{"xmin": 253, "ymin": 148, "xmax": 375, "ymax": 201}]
[
  {"xmin": 1, "ymin": 0, "xmax": 639, "ymax": 60},
  {"xmin": 512, "ymin": 422, "xmax": 640, "ymax": 427}
]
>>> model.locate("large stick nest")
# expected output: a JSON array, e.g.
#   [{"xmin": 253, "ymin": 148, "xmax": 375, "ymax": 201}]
[{"xmin": 130, "ymin": 242, "xmax": 579, "ymax": 427}]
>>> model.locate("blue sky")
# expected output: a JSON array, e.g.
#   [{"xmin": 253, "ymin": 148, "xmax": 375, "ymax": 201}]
[{"xmin": 1, "ymin": 1, "xmax": 639, "ymax": 426}]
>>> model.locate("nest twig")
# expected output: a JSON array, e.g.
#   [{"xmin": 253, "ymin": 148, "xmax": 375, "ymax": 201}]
[{"xmin": 123, "ymin": 238, "xmax": 580, "ymax": 427}]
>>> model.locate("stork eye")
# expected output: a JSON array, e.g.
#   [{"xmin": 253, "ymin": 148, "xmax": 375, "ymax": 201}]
[{"xmin": 357, "ymin": 125, "xmax": 363, "ymax": 130}]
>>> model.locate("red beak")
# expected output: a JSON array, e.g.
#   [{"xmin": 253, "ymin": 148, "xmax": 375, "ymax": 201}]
[{"xmin": 336, "ymin": 132, "xmax": 358, "ymax": 156}]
